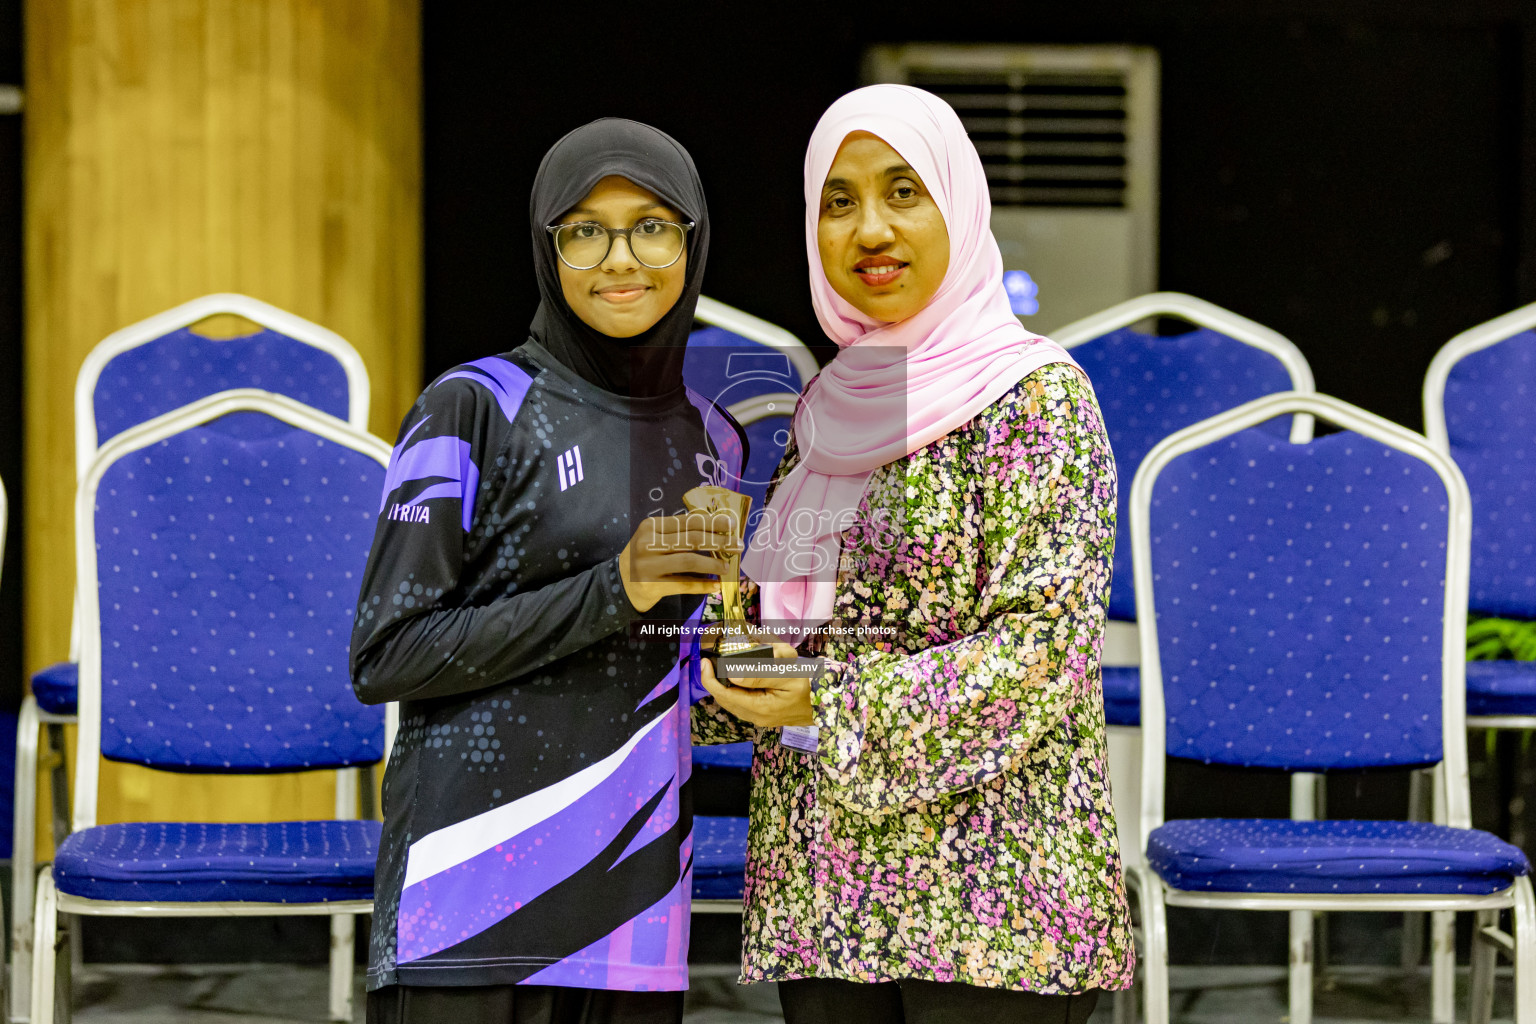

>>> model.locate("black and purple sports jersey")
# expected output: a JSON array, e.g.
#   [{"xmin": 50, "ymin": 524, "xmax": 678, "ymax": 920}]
[{"xmin": 351, "ymin": 339, "xmax": 743, "ymax": 991}]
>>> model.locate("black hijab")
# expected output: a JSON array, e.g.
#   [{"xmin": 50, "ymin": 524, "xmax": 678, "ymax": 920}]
[{"xmin": 528, "ymin": 118, "xmax": 709, "ymax": 398}]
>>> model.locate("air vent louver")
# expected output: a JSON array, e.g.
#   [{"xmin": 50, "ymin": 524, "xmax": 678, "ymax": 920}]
[{"xmin": 906, "ymin": 69, "xmax": 1129, "ymax": 208}]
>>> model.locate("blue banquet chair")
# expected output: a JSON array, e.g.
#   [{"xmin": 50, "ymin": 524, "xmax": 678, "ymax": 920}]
[
  {"xmin": 29, "ymin": 389, "xmax": 394, "ymax": 1024},
  {"xmin": 1050, "ymin": 292, "xmax": 1314, "ymax": 878},
  {"xmin": 1422, "ymin": 303, "xmax": 1536, "ymax": 1015},
  {"xmin": 1130, "ymin": 390, "xmax": 1534, "ymax": 1024},
  {"xmin": 11, "ymin": 294, "xmax": 370, "ymax": 1021},
  {"xmin": 1423, "ymin": 301, "xmax": 1536, "ymax": 730}
]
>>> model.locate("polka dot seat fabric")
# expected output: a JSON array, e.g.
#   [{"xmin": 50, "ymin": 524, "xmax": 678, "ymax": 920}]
[
  {"xmin": 691, "ymin": 816, "xmax": 749, "ymax": 900},
  {"xmin": 53, "ymin": 820, "xmax": 381, "ymax": 903},
  {"xmin": 1148, "ymin": 819, "xmax": 1530, "ymax": 896},
  {"xmin": 91, "ymin": 411, "xmax": 386, "ymax": 771},
  {"xmin": 1071, "ymin": 325, "xmax": 1300, "ymax": 727},
  {"xmin": 1148, "ymin": 427, "xmax": 1450, "ymax": 771}
]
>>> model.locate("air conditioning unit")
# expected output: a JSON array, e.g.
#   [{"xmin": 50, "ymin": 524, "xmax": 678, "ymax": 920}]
[{"xmin": 863, "ymin": 44, "xmax": 1159, "ymax": 334}]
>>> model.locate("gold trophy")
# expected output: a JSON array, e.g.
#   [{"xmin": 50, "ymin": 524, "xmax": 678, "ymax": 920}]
[{"xmin": 682, "ymin": 484, "xmax": 774, "ymax": 675}]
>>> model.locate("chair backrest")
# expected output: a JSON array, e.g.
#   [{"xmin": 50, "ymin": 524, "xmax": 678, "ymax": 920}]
[
  {"xmin": 73, "ymin": 389, "xmax": 393, "ymax": 831},
  {"xmin": 76, "ymin": 294, "xmax": 370, "ymax": 479},
  {"xmin": 1054, "ymin": 292, "xmax": 1315, "ymax": 622},
  {"xmin": 1131, "ymin": 391, "xmax": 1473, "ymax": 837},
  {"xmin": 1424, "ymin": 302, "xmax": 1536, "ymax": 619},
  {"xmin": 687, "ymin": 296, "xmax": 817, "ymax": 541}
]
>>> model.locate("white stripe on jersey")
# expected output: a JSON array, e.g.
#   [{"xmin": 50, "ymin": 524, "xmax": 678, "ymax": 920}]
[{"xmin": 401, "ymin": 707, "xmax": 669, "ymax": 889}]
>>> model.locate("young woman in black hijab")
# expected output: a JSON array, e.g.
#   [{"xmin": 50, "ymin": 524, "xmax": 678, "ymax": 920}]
[{"xmin": 351, "ymin": 118, "xmax": 743, "ymax": 1024}]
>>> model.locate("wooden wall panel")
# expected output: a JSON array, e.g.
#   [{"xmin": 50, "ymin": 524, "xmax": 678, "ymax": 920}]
[{"xmin": 24, "ymin": 0, "xmax": 420, "ymax": 843}]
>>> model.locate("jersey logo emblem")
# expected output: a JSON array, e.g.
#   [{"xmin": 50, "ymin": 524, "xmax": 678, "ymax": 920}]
[
  {"xmin": 387, "ymin": 503, "xmax": 430, "ymax": 524},
  {"xmin": 557, "ymin": 445, "xmax": 585, "ymax": 491}
]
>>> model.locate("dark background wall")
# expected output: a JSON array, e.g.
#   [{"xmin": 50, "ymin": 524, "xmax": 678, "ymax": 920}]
[{"xmin": 422, "ymin": 1, "xmax": 1536, "ymax": 433}]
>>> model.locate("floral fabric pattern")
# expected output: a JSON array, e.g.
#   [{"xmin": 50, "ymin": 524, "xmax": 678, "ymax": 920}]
[{"xmin": 693, "ymin": 363, "xmax": 1135, "ymax": 992}]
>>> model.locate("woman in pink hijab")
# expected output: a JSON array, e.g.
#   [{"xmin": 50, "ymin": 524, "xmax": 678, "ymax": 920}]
[{"xmin": 693, "ymin": 84, "xmax": 1134, "ymax": 1023}]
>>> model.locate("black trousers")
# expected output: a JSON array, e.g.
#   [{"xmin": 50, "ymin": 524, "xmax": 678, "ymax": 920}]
[
  {"xmin": 778, "ymin": 977, "xmax": 1100, "ymax": 1024},
  {"xmin": 365, "ymin": 984, "xmax": 684, "ymax": 1024}
]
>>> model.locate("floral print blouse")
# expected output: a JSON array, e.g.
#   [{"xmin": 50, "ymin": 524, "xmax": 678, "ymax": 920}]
[{"xmin": 692, "ymin": 362, "xmax": 1135, "ymax": 993}]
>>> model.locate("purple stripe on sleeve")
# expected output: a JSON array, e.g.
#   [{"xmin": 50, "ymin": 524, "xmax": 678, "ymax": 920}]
[
  {"xmin": 379, "ymin": 416, "xmax": 432, "ymax": 503},
  {"xmin": 404, "ymin": 481, "xmax": 458, "ymax": 506},
  {"xmin": 379, "ymin": 436, "xmax": 479, "ymax": 531},
  {"xmin": 436, "ymin": 357, "xmax": 533, "ymax": 425},
  {"xmin": 379, "ymin": 436, "xmax": 470, "ymax": 509},
  {"xmin": 395, "ymin": 709, "xmax": 682, "ymax": 964},
  {"xmin": 394, "ymin": 414, "xmax": 430, "ymax": 455},
  {"xmin": 403, "ymin": 481, "xmax": 480, "ymax": 530}
]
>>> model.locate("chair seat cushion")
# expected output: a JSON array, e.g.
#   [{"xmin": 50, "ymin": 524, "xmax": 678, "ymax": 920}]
[
  {"xmin": 1149, "ymin": 818, "xmax": 1531, "ymax": 895},
  {"xmin": 692, "ymin": 742, "xmax": 753, "ymax": 771},
  {"xmin": 54, "ymin": 820, "xmax": 380, "ymax": 904},
  {"xmin": 1102, "ymin": 666, "xmax": 1140, "ymax": 727},
  {"xmin": 1466, "ymin": 660, "xmax": 1536, "ymax": 717},
  {"xmin": 31, "ymin": 662, "xmax": 78, "ymax": 716},
  {"xmin": 692, "ymin": 815, "xmax": 747, "ymax": 900}
]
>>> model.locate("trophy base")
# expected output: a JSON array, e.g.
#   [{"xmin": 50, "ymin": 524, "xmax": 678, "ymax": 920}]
[{"xmin": 704, "ymin": 643, "xmax": 776, "ymax": 683}]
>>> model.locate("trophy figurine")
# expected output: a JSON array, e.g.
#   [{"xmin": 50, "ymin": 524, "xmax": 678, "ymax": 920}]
[{"xmin": 682, "ymin": 484, "xmax": 775, "ymax": 672}]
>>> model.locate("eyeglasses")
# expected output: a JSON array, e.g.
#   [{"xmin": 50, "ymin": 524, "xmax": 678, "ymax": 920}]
[{"xmin": 546, "ymin": 218, "xmax": 694, "ymax": 271}]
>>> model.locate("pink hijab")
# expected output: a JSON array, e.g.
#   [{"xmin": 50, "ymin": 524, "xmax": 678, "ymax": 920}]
[{"xmin": 742, "ymin": 84, "xmax": 1080, "ymax": 637}]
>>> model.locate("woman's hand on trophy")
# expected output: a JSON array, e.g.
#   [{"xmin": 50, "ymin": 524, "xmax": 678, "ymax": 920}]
[
  {"xmin": 619, "ymin": 514, "xmax": 738, "ymax": 613},
  {"xmin": 700, "ymin": 622, "xmax": 798, "ymax": 691},
  {"xmin": 699, "ymin": 654, "xmax": 815, "ymax": 727}
]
